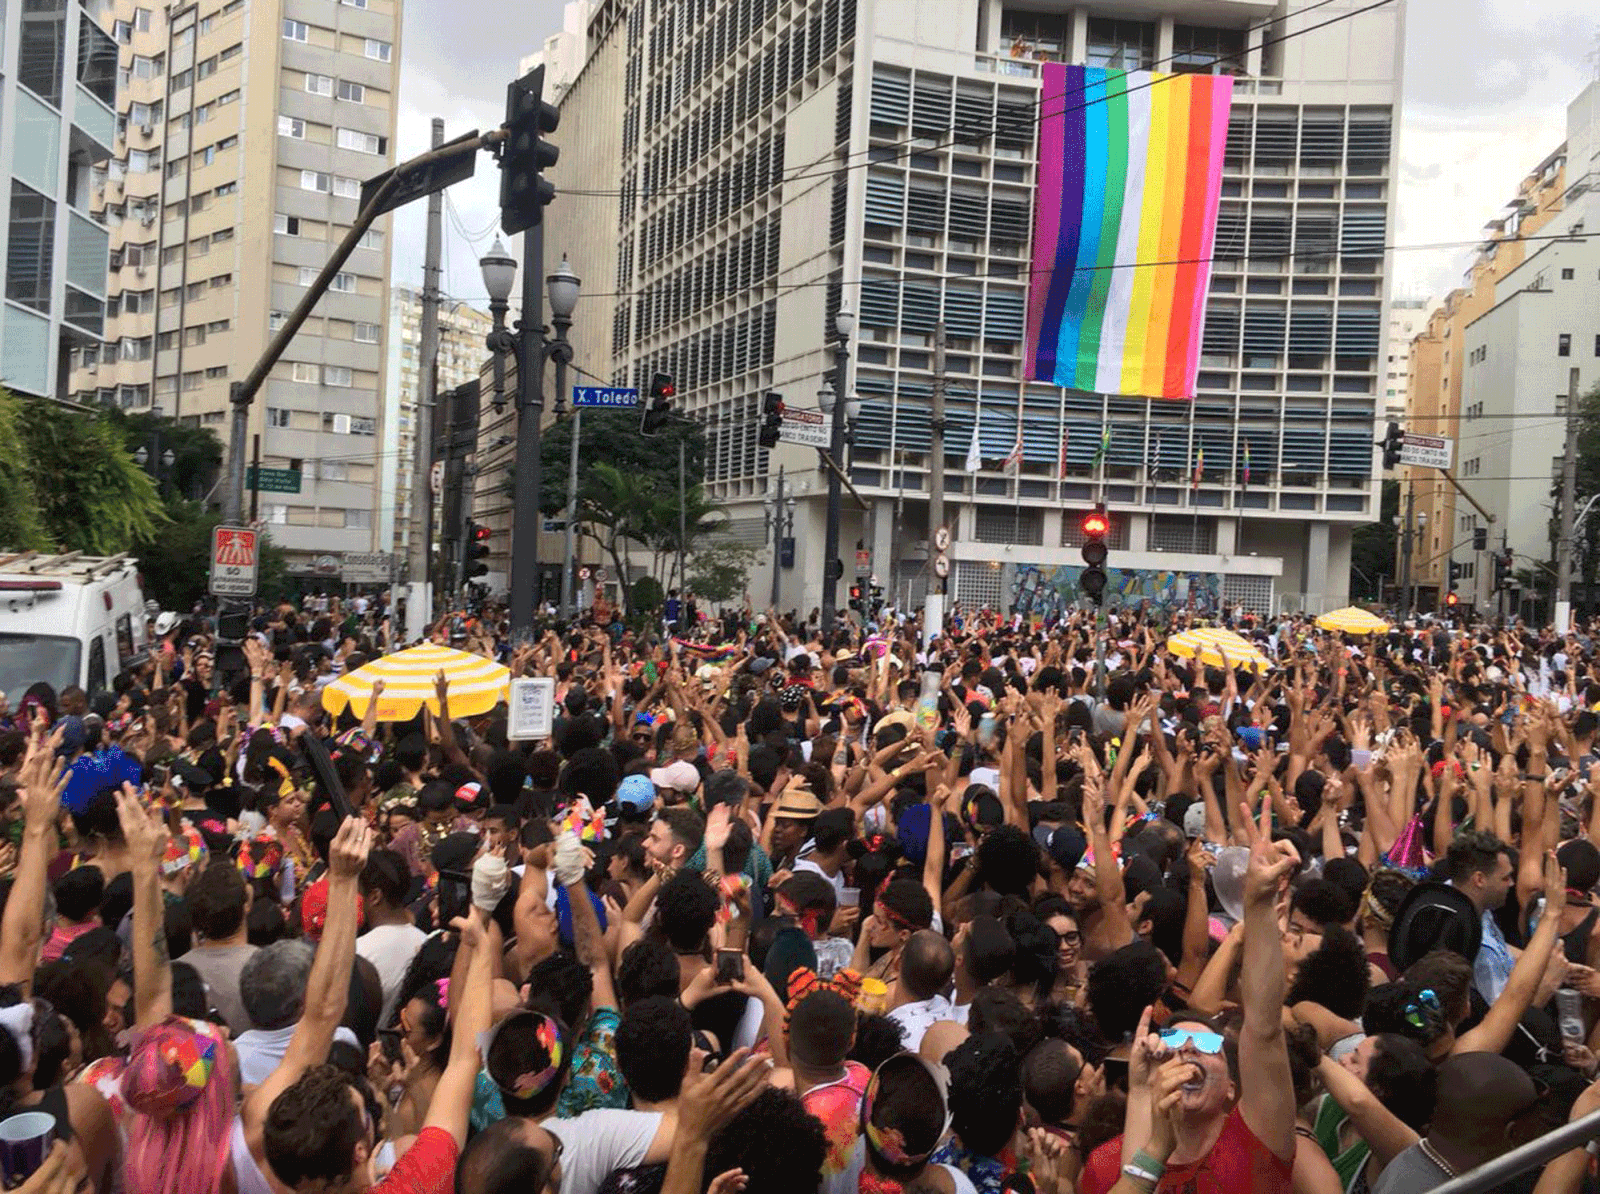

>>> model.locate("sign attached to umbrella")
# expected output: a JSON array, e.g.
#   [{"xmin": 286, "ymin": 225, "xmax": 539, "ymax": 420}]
[{"xmin": 508, "ymin": 677, "xmax": 556, "ymax": 741}]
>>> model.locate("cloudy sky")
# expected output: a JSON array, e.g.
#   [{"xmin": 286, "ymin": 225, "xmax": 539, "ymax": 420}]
[{"xmin": 389, "ymin": 0, "xmax": 1600, "ymax": 308}]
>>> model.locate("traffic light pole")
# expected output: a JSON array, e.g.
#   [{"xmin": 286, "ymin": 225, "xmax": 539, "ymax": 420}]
[
  {"xmin": 821, "ymin": 334, "xmax": 849, "ymax": 630},
  {"xmin": 509, "ymin": 220, "xmax": 546, "ymax": 636}
]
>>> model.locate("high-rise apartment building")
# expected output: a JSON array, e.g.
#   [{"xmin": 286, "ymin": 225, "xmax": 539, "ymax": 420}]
[
  {"xmin": 1399, "ymin": 140, "xmax": 1567, "ymax": 609},
  {"xmin": 532, "ymin": 0, "xmax": 1405, "ymax": 617},
  {"xmin": 1456, "ymin": 81, "xmax": 1600, "ymax": 614},
  {"xmin": 380, "ymin": 285, "xmax": 494, "ymax": 563},
  {"xmin": 1, "ymin": 0, "xmax": 117, "ymax": 401},
  {"xmin": 1383, "ymin": 298, "xmax": 1426, "ymax": 423},
  {"xmin": 68, "ymin": 0, "xmax": 401, "ymax": 579}
]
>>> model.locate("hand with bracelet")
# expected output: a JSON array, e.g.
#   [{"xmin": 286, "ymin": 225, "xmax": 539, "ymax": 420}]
[{"xmin": 1120, "ymin": 1057, "xmax": 1196, "ymax": 1192}]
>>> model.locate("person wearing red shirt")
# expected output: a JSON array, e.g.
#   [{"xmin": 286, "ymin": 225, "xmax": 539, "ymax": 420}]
[{"xmin": 1081, "ymin": 797, "xmax": 1299, "ymax": 1194}]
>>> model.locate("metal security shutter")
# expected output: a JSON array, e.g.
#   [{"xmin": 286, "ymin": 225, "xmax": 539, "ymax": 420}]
[
  {"xmin": 1222, "ymin": 574, "xmax": 1272, "ymax": 613},
  {"xmin": 871, "ymin": 69, "xmax": 910, "ymax": 127},
  {"xmin": 912, "ymin": 76, "xmax": 952, "ymax": 137},
  {"xmin": 955, "ymin": 560, "xmax": 1004, "ymax": 609}
]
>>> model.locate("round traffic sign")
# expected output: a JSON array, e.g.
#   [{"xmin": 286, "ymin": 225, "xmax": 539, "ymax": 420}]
[
  {"xmin": 594, "ymin": 568, "xmax": 607, "ymax": 583},
  {"xmin": 933, "ymin": 526, "xmax": 951, "ymax": 552},
  {"xmin": 578, "ymin": 567, "xmax": 591, "ymax": 580},
  {"xmin": 933, "ymin": 554, "xmax": 950, "ymax": 578}
]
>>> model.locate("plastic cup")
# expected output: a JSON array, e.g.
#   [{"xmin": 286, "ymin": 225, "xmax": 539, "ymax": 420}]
[{"xmin": 0, "ymin": 1112, "xmax": 55, "ymax": 1187}]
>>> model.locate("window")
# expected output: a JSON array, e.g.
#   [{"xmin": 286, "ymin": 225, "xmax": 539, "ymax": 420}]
[
  {"xmin": 357, "ymin": 229, "xmax": 383, "ymax": 250},
  {"xmin": 306, "ymin": 72, "xmax": 334, "ymax": 95},
  {"xmin": 210, "ymin": 273, "xmax": 231, "ymax": 288},
  {"xmin": 6, "ymin": 182, "xmax": 55, "ymax": 312},
  {"xmin": 337, "ymin": 128, "xmax": 386, "ymax": 155},
  {"xmin": 217, "ymin": 89, "xmax": 239, "ymax": 105},
  {"xmin": 332, "ymin": 176, "xmax": 360, "ymax": 199},
  {"xmin": 206, "ymin": 365, "xmax": 229, "ymax": 379},
  {"xmin": 207, "ymin": 319, "xmax": 230, "ymax": 334},
  {"xmin": 170, "ymin": 68, "xmax": 191, "ymax": 90},
  {"xmin": 215, "ymin": 181, "xmax": 237, "ymax": 197},
  {"xmin": 269, "ymin": 311, "xmax": 287, "ymax": 332},
  {"xmin": 278, "ymin": 115, "xmax": 306, "ymax": 138},
  {"xmin": 267, "ymin": 408, "xmax": 291, "ymax": 428},
  {"xmin": 1595, "ymin": 334, "xmax": 1600, "ymax": 358},
  {"xmin": 297, "ymin": 266, "xmax": 320, "ymax": 286},
  {"xmin": 210, "ymin": 227, "xmax": 233, "ymax": 246},
  {"xmin": 219, "ymin": 42, "xmax": 241, "ymax": 62},
  {"xmin": 1086, "ymin": 17, "xmax": 1155, "ymax": 70},
  {"xmin": 364, "ymin": 38, "xmax": 392, "ymax": 61},
  {"xmin": 283, "ymin": 18, "xmax": 308, "ymax": 41},
  {"xmin": 345, "ymin": 509, "xmax": 371, "ymax": 529},
  {"xmin": 1562, "ymin": 268, "xmax": 1575, "ymax": 280},
  {"xmin": 78, "ymin": 13, "xmax": 119, "ymax": 106},
  {"xmin": 195, "ymin": 55, "xmax": 217, "ymax": 80},
  {"xmin": 350, "ymin": 416, "xmax": 376, "ymax": 435},
  {"xmin": 132, "ymin": 53, "xmax": 163, "ymax": 79},
  {"xmin": 1559, "ymin": 333, "xmax": 1572, "ymax": 357},
  {"xmin": 292, "ymin": 362, "xmax": 318, "ymax": 382},
  {"xmin": 329, "ymin": 272, "xmax": 356, "ymax": 292},
  {"xmin": 342, "ymin": 0, "xmax": 369, "ymax": 7},
  {"xmin": 128, "ymin": 149, "xmax": 155, "ymax": 173},
  {"xmin": 324, "ymin": 365, "xmax": 353, "ymax": 387},
  {"xmin": 19, "ymin": 0, "xmax": 67, "ymax": 106},
  {"xmin": 120, "ymin": 336, "xmax": 152, "ymax": 360},
  {"xmin": 133, "ymin": 7, "xmax": 151, "ymax": 32},
  {"xmin": 301, "ymin": 170, "xmax": 332, "ymax": 192},
  {"xmin": 1170, "ymin": 23, "xmax": 1246, "ymax": 74},
  {"xmin": 337, "ymin": 79, "xmax": 365, "ymax": 103},
  {"xmin": 274, "ymin": 214, "xmax": 302, "ymax": 235},
  {"xmin": 353, "ymin": 322, "xmax": 380, "ymax": 343}
]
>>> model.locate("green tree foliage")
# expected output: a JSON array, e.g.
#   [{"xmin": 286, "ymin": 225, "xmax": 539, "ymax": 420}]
[
  {"xmin": 538, "ymin": 411, "xmax": 706, "ymax": 515},
  {"xmin": 1350, "ymin": 479, "xmax": 1399, "ymax": 602},
  {"xmin": 0, "ymin": 389, "xmax": 48, "ymax": 551},
  {"xmin": 687, "ymin": 540, "xmax": 763, "ymax": 605},
  {"xmin": 0, "ymin": 389, "xmax": 166, "ymax": 554}
]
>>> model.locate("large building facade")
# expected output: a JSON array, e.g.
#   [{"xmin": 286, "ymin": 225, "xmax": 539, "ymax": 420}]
[
  {"xmin": 1, "ymin": 0, "xmax": 117, "ymax": 402},
  {"xmin": 1456, "ymin": 81, "xmax": 1600, "ymax": 614},
  {"xmin": 66, "ymin": 0, "xmax": 401, "ymax": 578},
  {"xmin": 1399, "ymin": 140, "xmax": 1569, "ymax": 610},
  {"xmin": 531, "ymin": 0, "xmax": 1406, "ymax": 617}
]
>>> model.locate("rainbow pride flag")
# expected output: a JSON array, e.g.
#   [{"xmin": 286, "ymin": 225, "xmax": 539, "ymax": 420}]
[{"xmin": 1025, "ymin": 64, "xmax": 1233, "ymax": 400}]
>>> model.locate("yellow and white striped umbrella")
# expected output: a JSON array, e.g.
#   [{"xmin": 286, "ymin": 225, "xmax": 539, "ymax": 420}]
[
  {"xmin": 1166, "ymin": 626, "xmax": 1273, "ymax": 674},
  {"xmin": 321, "ymin": 643, "xmax": 510, "ymax": 722},
  {"xmin": 1315, "ymin": 606, "xmax": 1391, "ymax": 636}
]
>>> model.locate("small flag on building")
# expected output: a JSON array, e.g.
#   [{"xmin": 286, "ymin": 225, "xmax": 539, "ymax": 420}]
[
  {"xmin": 1004, "ymin": 423, "xmax": 1024, "ymax": 474},
  {"xmin": 1241, "ymin": 440, "xmax": 1251, "ymax": 491},
  {"xmin": 1091, "ymin": 426, "xmax": 1111, "ymax": 470},
  {"xmin": 964, "ymin": 399, "xmax": 983, "ymax": 473},
  {"xmin": 1192, "ymin": 447, "xmax": 1204, "ymax": 491}
]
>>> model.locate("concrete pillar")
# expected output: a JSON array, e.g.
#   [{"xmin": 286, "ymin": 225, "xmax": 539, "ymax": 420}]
[
  {"xmin": 1128, "ymin": 511, "xmax": 1150, "ymax": 552},
  {"xmin": 1216, "ymin": 516, "xmax": 1238, "ymax": 557},
  {"xmin": 871, "ymin": 498, "xmax": 894, "ymax": 589},
  {"xmin": 1304, "ymin": 522, "xmax": 1330, "ymax": 613},
  {"xmin": 1069, "ymin": 9, "xmax": 1088, "ymax": 62}
]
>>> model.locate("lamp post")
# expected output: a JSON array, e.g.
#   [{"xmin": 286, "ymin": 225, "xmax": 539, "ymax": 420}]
[
  {"xmin": 133, "ymin": 407, "xmax": 174, "ymax": 499},
  {"xmin": 547, "ymin": 256, "xmax": 581, "ymax": 621},
  {"xmin": 480, "ymin": 240, "xmax": 516, "ymax": 415},
  {"xmin": 764, "ymin": 465, "xmax": 795, "ymax": 608},
  {"xmin": 819, "ymin": 303, "xmax": 853, "ymax": 629}
]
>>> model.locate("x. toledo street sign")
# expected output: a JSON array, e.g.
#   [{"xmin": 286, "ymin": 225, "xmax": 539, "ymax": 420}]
[
  {"xmin": 360, "ymin": 129, "xmax": 480, "ymax": 219},
  {"xmin": 209, "ymin": 525, "xmax": 258, "ymax": 597},
  {"xmin": 571, "ymin": 386, "xmax": 640, "ymax": 408}
]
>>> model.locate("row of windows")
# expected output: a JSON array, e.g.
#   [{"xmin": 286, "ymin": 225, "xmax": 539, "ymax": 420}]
[
  {"xmin": 289, "ymin": 362, "xmax": 359, "ymax": 387},
  {"xmin": 282, "ymin": 18, "xmax": 391, "ymax": 60},
  {"xmin": 304, "ymin": 73, "xmax": 370, "ymax": 103},
  {"xmin": 1555, "ymin": 334, "xmax": 1600, "ymax": 358},
  {"xmin": 300, "ymin": 170, "xmax": 362, "ymax": 198},
  {"xmin": 265, "ymin": 408, "xmax": 377, "ymax": 435},
  {"xmin": 153, "ymin": 272, "xmax": 234, "ymax": 304},
  {"xmin": 278, "ymin": 116, "xmax": 388, "ymax": 155},
  {"xmin": 273, "ymin": 214, "xmax": 383, "ymax": 252},
  {"xmin": 258, "ymin": 504, "xmax": 374, "ymax": 529},
  {"xmin": 634, "ymin": 218, "xmax": 779, "ymax": 340}
]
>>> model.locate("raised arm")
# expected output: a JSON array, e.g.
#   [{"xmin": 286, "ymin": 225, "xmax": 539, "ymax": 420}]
[
  {"xmin": 1456, "ymin": 851, "xmax": 1566, "ymax": 1056},
  {"xmin": 0, "ymin": 736, "xmax": 66, "ymax": 996},
  {"xmin": 420, "ymin": 911, "xmax": 495, "ymax": 1146},
  {"xmin": 115, "ymin": 783, "xmax": 173, "ymax": 1028},
  {"xmin": 244, "ymin": 818, "xmax": 373, "ymax": 1138},
  {"xmin": 556, "ymin": 831, "xmax": 616, "ymax": 1011},
  {"xmin": 1235, "ymin": 794, "xmax": 1298, "ymax": 1164}
]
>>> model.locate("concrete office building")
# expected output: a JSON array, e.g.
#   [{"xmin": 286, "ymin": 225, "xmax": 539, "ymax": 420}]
[
  {"xmin": 1399, "ymin": 141, "xmax": 1568, "ymax": 609},
  {"xmin": 1384, "ymin": 298, "xmax": 1425, "ymax": 423},
  {"xmin": 1, "ymin": 0, "xmax": 117, "ymax": 402},
  {"xmin": 530, "ymin": 0, "xmax": 1405, "ymax": 618},
  {"xmin": 67, "ymin": 0, "xmax": 402, "ymax": 579},
  {"xmin": 1456, "ymin": 81, "xmax": 1600, "ymax": 614},
  {"xmin": 380, "ymin": 284, "xmax": 493, "ymax": 565}
]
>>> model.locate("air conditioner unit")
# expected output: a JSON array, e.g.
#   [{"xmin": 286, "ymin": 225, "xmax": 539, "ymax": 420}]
[
  {"xmin": 332, "ymin": 413, "xmax": 352, "ymax": 434},
  {"xmin": 141, "ymin": 213, "xmax": 155, "ymax": 227},
  {"xmin": 139, "ymin": 123, "xmax": 153, "ymax": 136},
  {"xmin": 136, "ymin": 266, "xmax": 147, "ymax": 277},
  {"xmin": 86, "ymin": 363, "xmax": 97, "ymax": 374}
]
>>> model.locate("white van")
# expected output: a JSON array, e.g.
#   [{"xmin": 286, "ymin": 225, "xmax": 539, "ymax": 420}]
[{"xmin": 0, "ymin": 552, "xmax": 151, "ymax": 699}]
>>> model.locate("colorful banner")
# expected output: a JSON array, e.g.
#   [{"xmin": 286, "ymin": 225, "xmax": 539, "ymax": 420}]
[
  {"xmin": 1006, "ymin": 563, "xmax": 1228, "ymax": 619},
  {"xmin": 1025, "ymin": 64, "xmax": 1234, "ymax": 400}
]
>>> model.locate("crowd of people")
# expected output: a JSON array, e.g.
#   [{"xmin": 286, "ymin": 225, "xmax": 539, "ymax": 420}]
[{"xmin": 1, "ymin": 592, "xmax": 1600, "ymax": 1193}]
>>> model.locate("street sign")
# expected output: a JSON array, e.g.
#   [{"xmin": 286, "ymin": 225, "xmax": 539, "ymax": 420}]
[
  {"xmin": 578, "ymin": 566, "xmax": 591, "ymax": 580},
  {"xmin": 341, "ymin": 552, "xmax": 394, "ymax": 584},
  {"xmin": 209, "ymin": 525, "xmax": 259, "ymax": 597},
  {"xmin": 247, "ymin": 466, "xmax": 302, "ymax": 494},
  {"xmin": 571, "ymin": 386, "xmax": 640, "ymax": 408},
  {"xmin": 779, "ymin": 406, "xmax": 829, "ymax": 449},
  {"xmin": 542, "ymin": 518, "xmax": 566, "ymax": 533},
  {"xmin": 360, "ymin": 129, "xmax": 480, "ymax": 219},
  {"xmin": 933, "ymin": 526, "xmax": 951, "ymax": 552},
  {"xmin": 593, "ymin": 567, "xmax": 607, "ymax": 583},
  {"xmin": 934, "ymin": 554, "xmax": 950, "ymax": 578},
  {"xmin": 855, "ymin": 549, "xmax": 871, "ymax": 574},
  {"xmin": 1399, "ymin": 432, "xmax": 1454, "ymax": 470}
]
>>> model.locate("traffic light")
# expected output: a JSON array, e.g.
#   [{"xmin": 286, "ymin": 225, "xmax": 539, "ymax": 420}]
[
  {"xmin": 498, "ymin": 65, "xmax": 559, "ymax": 236},
  {"xmin": 1380, "ymin": 421, "xmax": 1403, "ymax": 470},
  {"xmin": 1080, "ymin": 506, "xmax": 1109, "ymax": 605},
  {"xmin": 1445, "ymin": 591, "xmax": 1460, "ymax": 607},
  {"xmin": 1449, "ymin": 560, "xmax": 1464, "ymax": 582},
  {"xmin": 466, "ymin": 523, "xmax": 492, "ymax": 579},
  {"xmin": 1494, "ymin": 549, "xmax": 1513, "ymax": 590},
  {"xmin": 848, "ymin": 583, "xmax": 863, "ymax": 613},
  {"xmin": 1473, "ymin": 526, "xmax": 1488, "ymax": 551},
  {"xmin": 759, "ymin": 392, "xmax": 784, "ymax": 449},
  {"xmin": 640, "ymin": 372, "xmax": 675, "ymax": 435}
]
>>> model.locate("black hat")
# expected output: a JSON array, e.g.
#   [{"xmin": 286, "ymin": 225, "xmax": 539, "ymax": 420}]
[{"xmin": 1387, "ymin": 880, "xmax": 1481, "ymax": 973}]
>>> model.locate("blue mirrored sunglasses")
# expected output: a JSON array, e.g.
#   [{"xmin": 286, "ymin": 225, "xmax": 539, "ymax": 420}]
[{"xmin": 1159, "ymin": 1027, "xmax": 1225, "ymax": 1054}]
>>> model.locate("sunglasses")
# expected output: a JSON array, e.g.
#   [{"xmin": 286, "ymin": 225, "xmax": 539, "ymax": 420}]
[
  {"xmin": 1404, "ymin": 988, "xmax": 1441, "ymax": 1030},
  {"xmin": 1159, "ymin": 1027, "xmax": 1225, "ymax": 1054}
]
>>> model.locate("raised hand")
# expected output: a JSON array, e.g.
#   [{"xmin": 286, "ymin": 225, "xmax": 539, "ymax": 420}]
[
  {"xmin": 704, "ymin": 802, "xmax": 732, "ymax": 853},
  {"xmin": 1239, "ymin": 792, "xmax": 1299, "ymax": 908},
  {"xmin": 115, "ymin": 781, "xmax": 169, "ymax": 865},
  {"xmin": 328, "ymin": 816, "xmax": 375, "ymax": 879}
]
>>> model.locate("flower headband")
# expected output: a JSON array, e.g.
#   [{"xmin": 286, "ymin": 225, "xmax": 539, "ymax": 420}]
[
  {"xmin": 859, "ymin": 1053, "xmax": 950, "ymax": 1171},
  {"xmin": 783, "ymin": 967, "xmax": 863, "ymax": 1034},
  {"xmin": 482, "ymin": 1011, "xmax": 567, "ymax": 1101}
]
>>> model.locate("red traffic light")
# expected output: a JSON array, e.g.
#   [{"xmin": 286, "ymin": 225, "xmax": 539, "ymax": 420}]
[
  {"xmin": 1082, "ymin": 512, "xmax": 1109, "ymax": 538},
  {"xmin": 1445, "ymin": 592, "xmax": 1459, "ymax": 606},
  {"xmin": 472, "ymin": 524, "xmax": 492, "ymax": 542}
]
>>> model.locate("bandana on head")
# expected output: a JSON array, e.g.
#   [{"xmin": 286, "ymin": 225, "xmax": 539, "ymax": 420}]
[
  {"xmin": 161, "ymin": 823, "xmax": 208, "ymax": 877},
  {"xmin": 784, "ymin": 967, "xmax": 863, "ymax": 1034},
  {"xmin": 124, "ymin": 1017, "xmax": 223, "ymax": 1117},
  {"xmin": 237, "ymin": 835, "xmax": 284, "ymax": 881}
]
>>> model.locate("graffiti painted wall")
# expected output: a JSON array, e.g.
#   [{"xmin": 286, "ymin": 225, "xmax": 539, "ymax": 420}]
[{"xmin": 1003, "ymin": 563, "xmax": 1225, "ymax": 619}]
